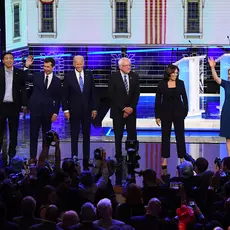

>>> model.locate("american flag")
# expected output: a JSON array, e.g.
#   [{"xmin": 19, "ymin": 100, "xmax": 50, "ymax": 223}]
[
  {"xmin": 145, "ymin": 143, "xmax": 162, "ymax": 177},
  {"xmin": 145, "ymin": 0, "xmax": 167, "ymax": 44}
]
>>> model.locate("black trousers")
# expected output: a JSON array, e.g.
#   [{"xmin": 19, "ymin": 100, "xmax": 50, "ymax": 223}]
[
  {"xmin": 0, "ymin": 103, "xmax": 19, "ymax": 160},
  {"xmin": 113, "ymin": 111, "xmax": 137, "ymax": 158},
  {"xmin": 161, "ymin": 118, "xmax": 186, "ymax": 158},
  {"xmin": 30, "ymin": 115, "xmax": 52, "ymax": 159},
  {"xmin": 70, "ymin": 115, "xmax": 91, "ymax": 161}
]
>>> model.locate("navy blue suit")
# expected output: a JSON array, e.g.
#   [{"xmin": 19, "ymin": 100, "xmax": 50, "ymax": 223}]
[
  {"xmin": 27, "ymin": 72, "xmax": 61, "ymax": 158},
  {"xmin": 62, "ymin": 70, "xmax": 97, "ymax": 161}
]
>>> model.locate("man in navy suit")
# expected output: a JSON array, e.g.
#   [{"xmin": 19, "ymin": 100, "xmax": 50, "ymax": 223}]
[
  {"xmin": 62, "ymin": 55, "xmax": 97, "ymax": 170},
  {"xmin": 25, "ymin": 56, "xmax": 61, "ymax": 163}
]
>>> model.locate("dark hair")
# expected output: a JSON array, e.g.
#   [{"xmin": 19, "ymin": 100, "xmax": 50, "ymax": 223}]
[
  {"xmin": 222, "ymin": 157, "xmax": 230, "ymax": 170},
  {"xmin": 44, "ymin": 57, "xmax": 55, "ymax": 67},
  {"xmin": 80, "ymin": 171, "xmax": 93, "ymax": 187},
  {"xmin": 163, "ymin": 64, "xmax": 179, "ymax": 80},
  {"xmin": 126, "ymin": 183, "xmax": 143, "ymax": 204},
  {"xmin": 2, "ymin": 52, "xmax": 14, "ymax": 60},
  {"xmin": 194, "ymin": 157, "xmax": 208, "ymax": 173}
]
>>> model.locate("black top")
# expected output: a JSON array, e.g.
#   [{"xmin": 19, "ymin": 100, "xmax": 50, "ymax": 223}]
[{"xmin": 154, "ymin": 79, "xmax": 188, "ymax": 120}]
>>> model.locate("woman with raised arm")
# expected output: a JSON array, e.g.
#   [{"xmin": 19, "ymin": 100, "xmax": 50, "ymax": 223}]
[
  {"xmin": 208, "ymin": 57, "xmax": 230, "ymax": 156},
  {"xmin": 154, "ymin": 64, "xmax": 188, "ymax": 174}
]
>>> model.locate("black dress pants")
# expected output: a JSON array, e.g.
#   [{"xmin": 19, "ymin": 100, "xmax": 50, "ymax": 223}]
[
  {"xmin": 113, "ymin": 111, "xmax": 137, "ymax": 158},
  {"xmin": 0, "ymin": 103, "xmax": 19, "ymax": 160},
  {"xmin": 70, "ymin": 114, "xmax": 91, "ymax": 161},
  {"xmin": 161, "ymin": 118, "xmax": 186, "ymax": 158},
  {"xmin": 30, "ymin": 115, "xmax": 52, "ymax": 159}
]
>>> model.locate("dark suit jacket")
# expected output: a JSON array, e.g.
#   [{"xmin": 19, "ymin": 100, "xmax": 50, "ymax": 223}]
[
  {"xmin": 130, "ymin": 215, "xmax": 159, "ymax": 230},
  {"xmin": 0, "ymin": 67, "xmax": 27, "ymax": 115},
  {"xmin": 26, "ymin": 72, "xmax": 61, "ymax": 117},
  {"xmin": 154, "ymin": 79, "xmax": 188, "ymax": 120},
  {"xmin": 29, "ymin": 221, "xmax": 61, "ymax": 230},
  {"xmin": 13, "ymin": 216, "xmax": 44, "ymax": 230},
  {"xmin": 108, "ymin": 71, "xmax": 140, "ymax": 119},
  {"xmin": 70, "ymin": 222, "xmax": 105, "ymax": 230},
  {"xmin": 62, "ymin": 70, "xmax": 97, "ymax": 117}
]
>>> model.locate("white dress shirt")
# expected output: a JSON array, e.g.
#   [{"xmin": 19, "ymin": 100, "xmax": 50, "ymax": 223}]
[
  {"xmin": 44, "ymin": 72, "xmax": 53, "ymax": 89},
  {"xmin": 3, "ymin": 67, "xmax": 14, "ymax": 102},
  {"xmin": 75, "ymin": 69, "xmax": 84, "ymax": 84}
]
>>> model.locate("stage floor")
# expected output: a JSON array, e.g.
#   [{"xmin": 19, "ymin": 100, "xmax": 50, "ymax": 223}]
[{"xmin": 1, "ymin": 93, "xmax": 227, "ymax": 184}]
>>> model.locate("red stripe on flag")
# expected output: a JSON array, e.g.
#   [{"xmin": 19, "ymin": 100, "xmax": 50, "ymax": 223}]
[
  {"xmin": 155, "ymin": 0, "xmax": 158, "ymax": 44},
  {"xmin": 145, "ymin": 0, "xmax": 148, "ymax": 44},
  {"xmin": 150, "ymin": 0, "xmax": 153, "ymax": 44},
  {"xmin": 150, "ymin": 143, "xmax": 154, "ymax": 169},
  {"xmin": 164, "ymin": 0, "xmax": 167, "ymax": 44},
  {"xmin": 159, "ymin": 0, "xmax": 162, "ymax": 44}
]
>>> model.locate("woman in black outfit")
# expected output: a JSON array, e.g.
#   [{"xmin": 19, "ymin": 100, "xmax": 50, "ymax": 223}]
[{"xmin": 154, "ymin": 65, "xmax": 188, "ymax": 173}]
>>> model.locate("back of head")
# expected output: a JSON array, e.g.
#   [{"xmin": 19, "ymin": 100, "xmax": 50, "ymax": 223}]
[
  {"xmin": 194, "ymin": 157, "xmax": 208, "ymax": 174},
  {"xmin": 80, "ymin": 202, "xmax": 96, "ymax": 222},
  {"xmin": 97, "ymin": 198, "xmax": 112, "ymax": 219},
  {"xmin": 147, "ymin": 198, "xmax": 161, "ymax": 216},
  {"xmin": 62, "ymin": 158, "xmax": 75, "ymax": 176},
  {"xmin": 45, "ymin": 204, "xmax": 59, "ymax": 222},
  {"xmin": 21, "ymin": 196, "xmax": 36, "ymax": 217},
  {"xmin": 142, "ymin": 169, "xmax": 156, "ymax": 185},
  {"xmin": 179, "ymin": 161, "xmax": 194, "ymax": 179},
  {"xmin": 62, "ymin": 210, "xmax": 79, "ymax": 228},
  {"xmin": 222, "ymin": 157, "xmax": 230, "ymax": 171},
  {"xmin": 126, "ymin": 183, "xmax": 143, "ymax": 204},
  {"xmin": 80, "ymin": 171, "xmax": 93, "ymax": 187}
]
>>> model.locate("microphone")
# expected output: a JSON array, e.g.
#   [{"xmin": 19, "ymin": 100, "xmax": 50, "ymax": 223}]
[
  {"xmin": 227, "ymin": 36, "xmax": 230, "ymax": 45},
  {"xmin": 188, "ymin": 40, "xmax": 192, "ymax": 47}
]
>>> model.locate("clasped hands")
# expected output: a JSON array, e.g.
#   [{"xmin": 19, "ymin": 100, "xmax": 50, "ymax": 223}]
[{"xmin": 123, "ymin": 107, "xmax": 133, "ymax": 118}]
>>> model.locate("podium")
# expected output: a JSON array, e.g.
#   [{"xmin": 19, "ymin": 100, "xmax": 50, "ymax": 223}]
[
  {"xmin": 216, "ymin": 53, "xmax": 230, "ymax": 110},
  {"xmin": 174, "ymin": 55, "xmax": 206, "ymax": 116}
]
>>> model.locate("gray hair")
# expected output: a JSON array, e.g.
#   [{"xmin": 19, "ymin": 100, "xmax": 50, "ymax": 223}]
[
  {"xmin": 97, "ymin": 198, "xmax": 112, "ymax": 218},
  {"xmin": 81, "ymin": 202, "xmax": 96, "ymax": 222},
  {"xmin": 118, "ymin": 57, "xmax": 131, "ymax": 66},
  {"xmin": 73, "ymin": 55, "xmax": 84, "ymax": 62}
]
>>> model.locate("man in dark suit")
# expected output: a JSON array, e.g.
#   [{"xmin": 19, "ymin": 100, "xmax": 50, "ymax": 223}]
[
  {"xmin": 0, "ymin": 52, "xmax": 27, "ymax": 165},
  {"xmin": 108, "ymin": 57, "xmax": 140, "ymax": 162},
  {"xmin": 62, "ymin": 55, "xmax": 97, "ymax": 170},
  {"xmin": 24, "ymin": 56, "xmax": 61, "ymax": 163}
]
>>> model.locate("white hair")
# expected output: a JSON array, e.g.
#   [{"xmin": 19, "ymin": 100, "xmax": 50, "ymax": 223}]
[
  {"xmin": 118, "ymin": 57, "xmax": 131, "ymax": 66},
  {"xmin": 97, "ymin": 198, "xmax": 112, "ymax": 218},
  {"xmin": 73, "ymin": 55, "xmax": 84, "ymax": 62}
]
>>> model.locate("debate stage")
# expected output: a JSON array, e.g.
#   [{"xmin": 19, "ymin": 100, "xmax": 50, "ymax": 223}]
[{"xmin": 0, "ymin": 93, "xmax": 225, "ymax": 185}]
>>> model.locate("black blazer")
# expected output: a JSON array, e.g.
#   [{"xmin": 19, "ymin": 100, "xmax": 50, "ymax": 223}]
[
  {"xmin": 0, "ymin": 67, "xmax": 27, "ymax": 115},
  {"xmin": 154, "ymin": 79, "xmax": 188, "ymax": 120},
  {"xmin": 108, "ymin": 71, "xmax": 140, "ymax": 119},
  {"xmin": 26, "ymin": 72, "xmax": 61, "ymax": 117},
  {"xmin": 62, "ymin": 70, "xmax": 98, "ymax": 117}
]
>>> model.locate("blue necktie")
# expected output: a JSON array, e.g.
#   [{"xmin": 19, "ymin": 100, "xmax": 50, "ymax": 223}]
[
  {"xmin": 124, "ymin": 75, "xmax": 129, "ymax": 94},
  {"xmin": 79, "ymin": 73, "xmax": 84, "ymax": 92}
]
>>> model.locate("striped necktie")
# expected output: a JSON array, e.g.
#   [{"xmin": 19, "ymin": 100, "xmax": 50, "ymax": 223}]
[
  {"xmin": 79, "ymin": 73, "xmax": 84, "ymax": 92},
  {"xmin": 124, "ymin": 75, "xmax": 129, "ymax": 94}
]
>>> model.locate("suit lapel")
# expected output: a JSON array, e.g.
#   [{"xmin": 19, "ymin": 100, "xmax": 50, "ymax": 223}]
[
  {"xmin": 119, "ymin": 72, "xmax": 127, "ymax": 94},
  {"xmin": 0, "ymin": 68, "xmax": 6, "ymax": 94},
  {"xmin": 83, "ymin": 71, "xmax": 88, "ymax": 93}
]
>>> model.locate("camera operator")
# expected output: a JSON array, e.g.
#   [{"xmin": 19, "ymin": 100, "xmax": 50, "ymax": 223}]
[{"xmin": 78, "ymin": 147, "xmax": 110, "ymax": 204}]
